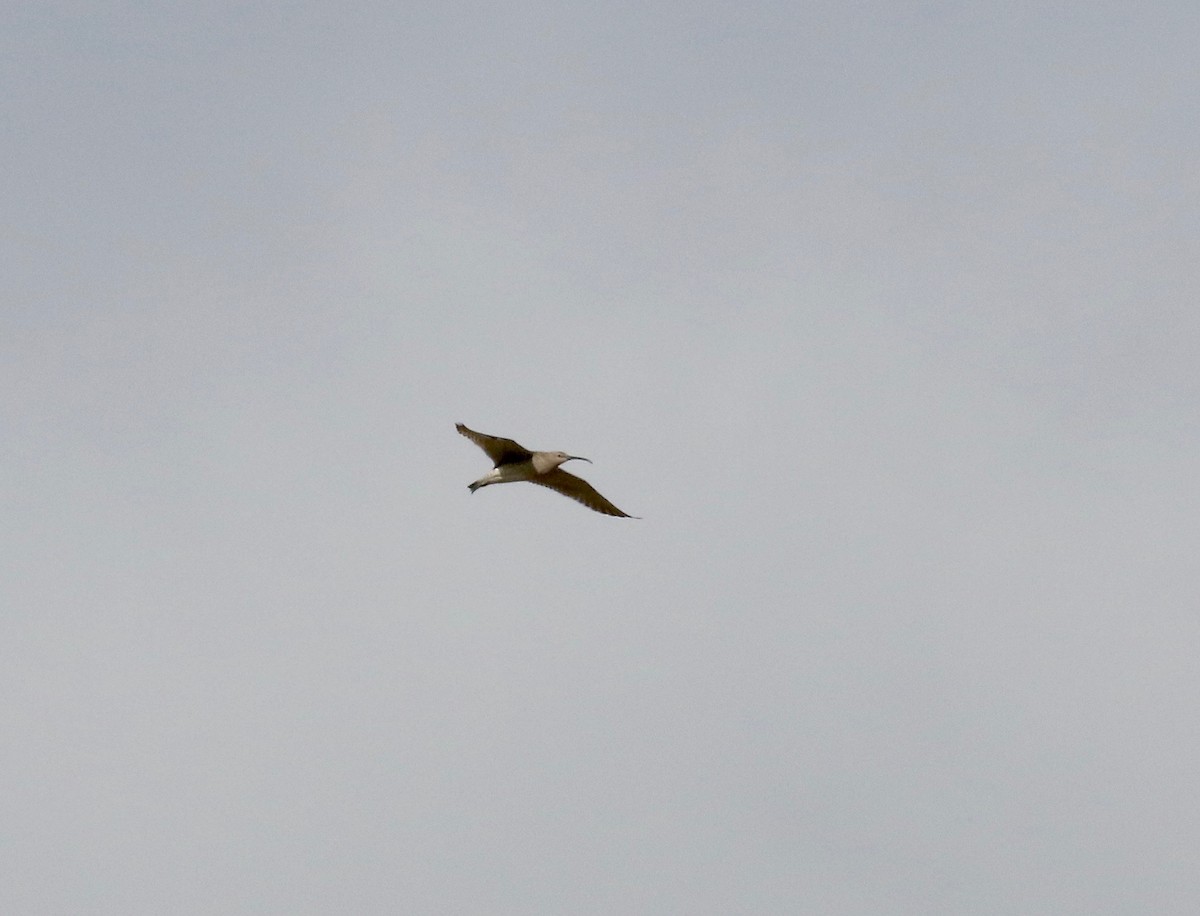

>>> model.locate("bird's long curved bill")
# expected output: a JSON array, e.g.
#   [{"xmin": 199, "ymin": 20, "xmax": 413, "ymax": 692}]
[{"xmin": 568, "ymin": 455, "xmax": 592, "ymax": 463}]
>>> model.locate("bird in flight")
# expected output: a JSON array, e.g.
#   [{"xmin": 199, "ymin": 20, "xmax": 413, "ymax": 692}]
[{"xmin": 456, "ymin": 423, "xmax": 639, "ymax": 518}]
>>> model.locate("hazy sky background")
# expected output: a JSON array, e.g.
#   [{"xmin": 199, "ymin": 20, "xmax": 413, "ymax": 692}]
[{"xmin": 4, "ymin": 3, "xmax": 1199, "ymax": 913}]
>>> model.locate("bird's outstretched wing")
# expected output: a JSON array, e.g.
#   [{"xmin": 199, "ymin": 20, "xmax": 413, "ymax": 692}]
[
  {"xmin": 531, "ymin": 467, "xmax": 638, "ymax": 518},
  {"xmin": 456, "ymin": 423, "xmax": 532, "ymax": 467}
]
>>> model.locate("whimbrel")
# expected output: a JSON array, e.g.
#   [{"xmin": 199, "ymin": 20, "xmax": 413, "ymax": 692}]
[{"xmin": 456, "ymin": 423, "xmax": 639, "ymax": 518}]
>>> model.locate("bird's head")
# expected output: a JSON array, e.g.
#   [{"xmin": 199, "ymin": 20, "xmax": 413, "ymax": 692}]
[
  {"xmin": 550, "ymin": 451, "xmax": 590, "ymax": 468},
  {"xmin": 532, "ymin": 450, "xmax": 592, "ymax": 474}
]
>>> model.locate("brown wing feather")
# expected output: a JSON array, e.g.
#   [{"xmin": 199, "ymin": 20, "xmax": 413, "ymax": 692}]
[
  {"xmin": 456, "ymin": 423, "xmax": 532, "ymax": 466},
  {"xmin": 531, "ymin": 468, "xmax": 638, "ymax": 518}
]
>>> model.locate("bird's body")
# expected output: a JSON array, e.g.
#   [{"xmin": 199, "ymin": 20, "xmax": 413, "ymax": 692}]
[{"xmin": 456, "ymin": 423, "xmax": 638, "ymax": 518}]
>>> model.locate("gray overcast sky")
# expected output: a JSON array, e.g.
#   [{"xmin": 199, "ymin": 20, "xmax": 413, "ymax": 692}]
[{"xmin": 3, "ymin": 2, "xmax": 1199, "ymax": 913}]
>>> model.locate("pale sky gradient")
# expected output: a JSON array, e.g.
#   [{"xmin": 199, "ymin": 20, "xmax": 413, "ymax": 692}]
[{"xmin": 4, "ymin": 3, "xmax": 1199, "ymax": 914}]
